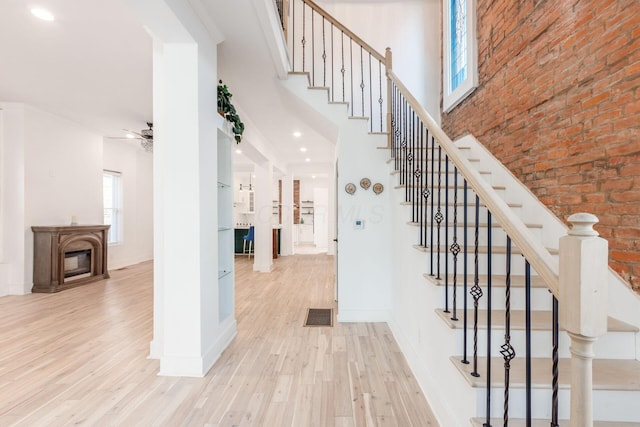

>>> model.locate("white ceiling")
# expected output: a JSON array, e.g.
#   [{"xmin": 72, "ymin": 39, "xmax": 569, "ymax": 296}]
[
  {"xmin": 0, "ymin": 0, "xmax": 336, "ymax": 177},
  {"xmin": 0, "ymin": 0, "xmax": 152, "ymax": 138}
]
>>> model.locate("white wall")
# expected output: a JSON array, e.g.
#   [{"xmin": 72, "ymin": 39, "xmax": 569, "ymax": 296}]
[
  {"xmin": 336, "ymin": 124, "xmax": 392, "ymax": 322},
  {"xmin": 0, "ymin": 104, "xmax": 26, "ymax": 296},
  {"xmin": 0, "ymin": 103, "xmax": 154, "ymax": 297},
  {"xmin": 24, "ymin": 106, "xmax": 104, "ymax": 293},
  {"xmin": 103, "ymin": 140, "xmax": 154, "ymax": 269},
  {"xmin": 316, "ymin": 0, "xmax": 442, "ymax": 121}
]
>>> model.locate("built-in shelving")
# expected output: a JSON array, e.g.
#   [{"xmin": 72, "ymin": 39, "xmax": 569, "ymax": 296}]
[{"xmin": 217, "ymin": 120, "xmax": 234, "ymax": 323}]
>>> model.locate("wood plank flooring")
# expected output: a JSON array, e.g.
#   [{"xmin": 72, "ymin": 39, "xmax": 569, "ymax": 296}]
[{"xmin": 0, "ymin": 255, "xmax": 438, "ymax": 426}]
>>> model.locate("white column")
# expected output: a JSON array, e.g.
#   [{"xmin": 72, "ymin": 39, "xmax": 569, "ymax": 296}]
[
  {"xmin": 253, "ymin": 161, "xmax": 273, "ymax": 272},
  {"xmin": 559, "ymin": 213, "xmax": 608, "ymax": 427},
  {"xmin": 280, "ymin": 174, "xmax": 294, "ymax": 256},
  {"xmin": 127, "ymin": 0, "xmax": 225, "ymax": 377}
]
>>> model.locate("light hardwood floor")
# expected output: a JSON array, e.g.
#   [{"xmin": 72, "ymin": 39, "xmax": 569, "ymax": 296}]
[{"xmin": 0, "ymin": 255, "xmax": 438, "ymax": 426}]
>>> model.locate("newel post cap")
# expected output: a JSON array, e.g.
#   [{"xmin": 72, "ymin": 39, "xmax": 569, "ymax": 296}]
[{"xmin": 567, "ymin": 213, "xmax": 599, "ymax": 237}]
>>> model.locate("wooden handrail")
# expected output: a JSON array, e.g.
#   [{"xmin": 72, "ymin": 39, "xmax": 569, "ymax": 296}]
[
  {"xmin": 300, "ymin": 0, "xmax": 385, "ymax": 63},
  {"xmin": 387, "ymin": 69, "xmax": 560, "ymax": 297}
]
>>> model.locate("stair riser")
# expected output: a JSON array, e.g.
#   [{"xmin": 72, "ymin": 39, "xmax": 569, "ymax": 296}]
[
  {"xmin": 475, "ymin": 388, "xmax": 640, "ymax": 422},
  {"xmin": 438, "ymin": 284, "xmax": 554, "ymax": 311},
  {"xmin": 414, "ymin": 224, "xmax": 543, "ymax": 247},
  {"xmin": 398, "ymin": 186, "xmax": 506, "ymax": 203},
  {"xmin": 451, "ymin": 328, "xmax": 636, "ymax": 360},
  {"xmin": 424, "ymin": 253, "xmax": 555, "ymax": 277},
  {"xmin": 400, "ymin": 202, "xmax": 524, "ymax": 219}
]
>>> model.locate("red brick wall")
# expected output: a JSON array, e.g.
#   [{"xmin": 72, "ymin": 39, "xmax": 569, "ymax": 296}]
[{"xmin": 441, "ymin": 0, "xmax": 640, "ymax": 290}]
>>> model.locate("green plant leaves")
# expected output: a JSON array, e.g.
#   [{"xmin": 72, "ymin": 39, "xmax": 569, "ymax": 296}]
[{"xmin": 218, "ymin": 80, "xmax": 244, "ymax": 144}]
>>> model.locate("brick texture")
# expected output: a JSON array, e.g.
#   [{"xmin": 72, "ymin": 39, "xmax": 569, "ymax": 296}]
[{"xmin": 441, "ymin": 0, "xmax": 640, "ymax": 290}]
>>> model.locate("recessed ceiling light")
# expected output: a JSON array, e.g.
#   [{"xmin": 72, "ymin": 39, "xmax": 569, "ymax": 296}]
[
  {"xmin": 125, "ymin": 133, "xmax": 135, "ymax": 139},
  {"xmin": 31, "ymin": 8, "xmax": 55, "ymax": 21},
  {"xmin": 312, "ymin": 175, "xmax": 316, "ymax": 179},
  {"xmin": 305, "ymin": 158, "xmax": 311, "ymax": 162},
  {"xmin": 293, "ymin": 131, "xmax": 302, "ymax": 138},
  {"xmin": 235, "ymin": 149, "xmax": 242, "ymax": 154},
  {"xmin": 300, "ymin": 147, "xmax": 307, "ymax": 152}
]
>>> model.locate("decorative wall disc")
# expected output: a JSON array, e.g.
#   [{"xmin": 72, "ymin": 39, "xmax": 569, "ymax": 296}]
[
  {"xmin": 345, "ymin": 183, "xmax": 356, "ymax": 195},
  {"xmin": 373, "ymin": 183, "xmax": 384, "ymax": 195},
  {"xmin": 360, "ymin": 177, "xmax": 371, "ymax": 189}
]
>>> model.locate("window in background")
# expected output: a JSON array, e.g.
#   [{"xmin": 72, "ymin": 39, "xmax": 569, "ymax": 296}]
[
  {"xmin": 103, "ymin": 170, "xmax": 122, "ymax": 244},
  {"xmin": 443, "ymin": 0, "xmax": 478, "ymax": 112}
]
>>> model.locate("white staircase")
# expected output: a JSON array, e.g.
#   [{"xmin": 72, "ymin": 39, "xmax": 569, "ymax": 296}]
[
  {"xmin": 273, "ymin": 0, "xmax": 640, "ymax": 424},
  {"xmin": 280, "ymin": 68, "xmax": 640, "ymax": 425}
]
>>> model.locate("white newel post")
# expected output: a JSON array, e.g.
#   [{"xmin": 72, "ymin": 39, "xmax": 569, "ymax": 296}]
[{"xmin": 559, "ymin": 213, "xmax": 608, "ymax": 427}]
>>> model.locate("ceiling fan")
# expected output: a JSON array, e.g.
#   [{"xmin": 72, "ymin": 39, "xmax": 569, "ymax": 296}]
[{"xmin": 107, "ymin": 122, "xmax": 153, "ymax": 152}]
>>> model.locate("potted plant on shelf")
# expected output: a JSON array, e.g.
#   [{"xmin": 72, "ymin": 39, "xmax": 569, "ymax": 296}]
[{"xmin": 217, "ymin": 80, "xmax": 245, "ymax": 143}]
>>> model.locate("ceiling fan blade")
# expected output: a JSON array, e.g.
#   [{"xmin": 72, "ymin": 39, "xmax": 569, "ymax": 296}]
[{"xmin": 123, "ymin": 129, "xmax": 145, "ymax": 138}]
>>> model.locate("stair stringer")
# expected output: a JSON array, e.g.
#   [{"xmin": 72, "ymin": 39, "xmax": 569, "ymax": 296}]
[
  {"xmin": 457, "ymin": 134, "xmax": 640, "ymax": 355},
  {"xmin": 387, "ymin": 166, "xmax": 478, "ymax": 427}
]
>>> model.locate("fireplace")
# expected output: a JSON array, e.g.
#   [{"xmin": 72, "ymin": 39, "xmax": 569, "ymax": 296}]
[
  {"xmin": 32, "ymin": 225, "xmax": 110, "ymax": 293},
  {"xmin": 64, "ymin": 249, "xmax": 92, "ymax": 279}
]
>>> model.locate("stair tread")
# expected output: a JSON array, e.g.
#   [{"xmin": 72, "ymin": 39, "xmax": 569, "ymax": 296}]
[
  {"xmin": 471, "ymin": 418, "xmax": 639, "ymax": 426},
  {"xmin": 400, "ymin": 201, "xmax": 524, "ymax": 208},
  {"xmin": 396, "ymin": 183, "xmax": 506, "ymax": 190},
  {"xmin": 391, "ymin": 169, "xmax": 491, "ymax": 176},
  {"xmin": 413, "ymin": 244, "xmax": 560, "ymax": 255},
  {"xmin": 435, "ymin": 308, "xmax": 638, "ymax": 333},
  {"xmin": 407, "ymin": 220, "xmax": 543, "ymax": 229},
  {"xmin": 424, "ymin": 273, "xmax": 548, "ymax": 288},
  {"xmin": 387, "ymin": 157, "xmax": 481, "ymax": 164},
  {"xmin": 451, "ymin": 356, "xmax": 640, "ymax": 391}
]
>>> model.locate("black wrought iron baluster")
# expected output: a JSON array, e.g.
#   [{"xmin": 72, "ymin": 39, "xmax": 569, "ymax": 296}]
[
  {"xmin": 302, "ymin": 3, "xmax": 306, "ymax": 71},
  {"xmin": 322, "ymin": 17, "xmax": 326, "ymax": 87},
  {"xmin": 551, "ymin": 295, "xmax": 559, "ymax": 427},
  {"xmin": 421, "ymin": 128, "xmax": 430, "ymax": 249},
  {"xmin": 435, "ymin": 146, "xmax": 443, "ymax": 280},
  {"xmin": 407, "ymin": 112, "xmax": 416, "ymax": 209},
  {"xmin": 485, "ymin": 211, "xmax": 493, "ymax": 427},
  {"xmin": 331, "ymin": 25, "xmax": 334, "ymax": 101},
  {"xmin": 462, "ymin": 179, "xmax": 469, "ymax": 364},
  {"xmin": 471, "ymin": 195, "xmax": 482, "ymax": 377},
  {"xmin": 501, "ymin": 236, "xmax": 516, "ymax": 427},
  {"xmin": 402, "ymin": 99, "xmax": 407, "ymax": 192},
  {"xmin": 292, "ymin": 0, "xmax": 296, "ymax": 68},
  {"xmin": 350, "ymin": 40, "xmax": 353, "ymax": 116},
  {"xmin": 393, "ymin": 86, "xmax": 399, "ymax": 170},
  {"xmin": 406, "ymin": 106, "xmax": 413, "ymax": 204},
  {"xmin": 418, "ymin": 123, "xmax": 424, "ymax": 246},
  {"xmin": 451, "ymin": 167, "xmax": 459, "ymax": 321},
  {"xmin": 369, "ymin": 53, "xmax": 373, "ymax": 132},
  {"xmin": 340, "ymin": 31, "xmax": 345, "ymax": 102},
  {"xmin": 525, "ymin": 260, "xmax": 532, "ymax": 426},
  {"xmin": 378, "ymin": 61, "xmax": 383, "ymax": 132},
  {"xmin": 360, "ymin": 46, "xmax": 365, "ymax": 117},
  {"xmin": 311, "ymin": 9, "xmax": 315, "ymax": 85},
  {"xmin": 444, "ymin": 156, "xmax": 450, "ymax": 313},
  {"xmin": 429, "ymin": 137, "xmax": 435, "ymax": 276}
]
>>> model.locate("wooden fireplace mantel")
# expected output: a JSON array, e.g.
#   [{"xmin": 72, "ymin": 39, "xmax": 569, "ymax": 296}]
[{"xmin": 32, "ymin": 225, "xmax": 110, "ymax": 293}]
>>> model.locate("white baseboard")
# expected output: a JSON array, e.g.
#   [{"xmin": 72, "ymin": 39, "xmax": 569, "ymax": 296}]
[
  {"xmin": 337, "ymin": 309, "xmax": 390, "ymax": 323},
  {"xmin": 158, "ymin": 318, "xmax": 237, "ymax": 377}
]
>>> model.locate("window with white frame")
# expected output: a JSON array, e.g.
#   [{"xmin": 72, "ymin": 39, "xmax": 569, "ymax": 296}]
[
  {"xmin": 103, "ymin": 170, "xmax": 123, "ymax": 245},
  {"xmin": 443, "ymin": 0, "xmax": 478, "ymax": 112}
]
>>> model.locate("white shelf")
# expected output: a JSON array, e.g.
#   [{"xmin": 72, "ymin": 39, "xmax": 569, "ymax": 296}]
[{"xmin": 217, "ymin": 126, "xmax": 235, "ymax": 325}]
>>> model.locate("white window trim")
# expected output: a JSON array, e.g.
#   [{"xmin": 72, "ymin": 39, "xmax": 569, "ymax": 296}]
[{"xmin": 443, "ymin": 0, "xmax": 478, "ymax": 113}]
